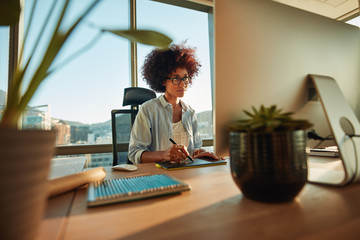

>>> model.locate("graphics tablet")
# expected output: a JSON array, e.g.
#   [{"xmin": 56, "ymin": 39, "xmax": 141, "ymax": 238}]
[{"xmin": 155, "ymin": 158, "xmax": 227, "ymax": 170}]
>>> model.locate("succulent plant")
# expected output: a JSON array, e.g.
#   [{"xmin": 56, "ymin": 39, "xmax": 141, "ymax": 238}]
[{"xmin": 228, "ymin": 105, "xmax": 312, "ymax": 133}]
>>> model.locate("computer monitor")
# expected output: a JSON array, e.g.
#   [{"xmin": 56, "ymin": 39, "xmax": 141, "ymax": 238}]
[
  {"xmin": 214, "ymin": 0, "xmax": 360, "ymax": 185},
  {"xmin": 214, "ymin": 0, "xmax": 360, "ymax": 157}
]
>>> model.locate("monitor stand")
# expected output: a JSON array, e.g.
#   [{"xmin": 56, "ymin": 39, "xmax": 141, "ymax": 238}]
[{"xmin": 307, "ymin": 74, "xmax": 360, "ymax": 186}]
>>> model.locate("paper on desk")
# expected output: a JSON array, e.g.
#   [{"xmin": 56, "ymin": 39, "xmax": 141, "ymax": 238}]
[{"xmin": 47, "ymin": 167, "xmax": 106, "ymax": 198}]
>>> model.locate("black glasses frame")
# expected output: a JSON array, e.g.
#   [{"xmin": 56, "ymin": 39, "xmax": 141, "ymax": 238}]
[{"xmin": 167, "ymin": 76, "xmax": 191, "ymax": 85}]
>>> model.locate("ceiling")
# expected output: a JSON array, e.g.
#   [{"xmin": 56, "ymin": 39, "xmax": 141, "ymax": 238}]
[{"xmin": 274, "ymin": 0, "xmax": 359, "ymax": 20}]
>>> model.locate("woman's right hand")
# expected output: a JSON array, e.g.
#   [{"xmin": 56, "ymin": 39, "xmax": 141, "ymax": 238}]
[{"xmin": 162, "ymin": 144, "xmax": 189, "ymax": 162}]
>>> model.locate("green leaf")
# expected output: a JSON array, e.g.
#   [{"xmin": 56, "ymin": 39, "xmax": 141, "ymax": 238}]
[
  {"xmin": 268, "ymin": 105, "xmax": 276, "ymax": 115},
  {"xmin": 251, "ymin": 106, "xmax": 259, "ymax": 115},
  {"xmin": 0, "ymin": 0, "xmax": 21, "ymax": 26},
  {"xmin": 260, "ymin": 105, "xmax": 265, "ymax": 114},
  {"xmin": 103, "ymin": 29, "xmax": 172, "ymax": 48},
  {"xmin": 243, "ymin": 110, "xmax": 254, "ymax": 118}
]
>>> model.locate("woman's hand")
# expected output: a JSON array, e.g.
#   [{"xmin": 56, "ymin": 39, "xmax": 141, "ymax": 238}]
[
  {"xmin": 163, "ymin": 144, "xmax": 190, "ymax": 162},
  {"xmin": 192, "ymin": 150, "xmax": 224, "ymax": 160}
]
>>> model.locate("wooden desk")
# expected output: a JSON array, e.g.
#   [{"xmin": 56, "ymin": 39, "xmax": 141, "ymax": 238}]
[
  {"xmin": 40, "ymin": 156, "xmax": 86, "ymax": 239},
  {"xmin": 41, "ymin": 163, "xmax": 360, "ymax": 240}
]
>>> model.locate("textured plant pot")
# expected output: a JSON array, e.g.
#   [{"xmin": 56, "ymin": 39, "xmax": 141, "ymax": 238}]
[
  {"xmin": 229, "ymin": 130, "xmax": 308, "ymax": 202},
  {"xmin": 0, "ymin": 128, "xmax": 56, "ymax": 240}
]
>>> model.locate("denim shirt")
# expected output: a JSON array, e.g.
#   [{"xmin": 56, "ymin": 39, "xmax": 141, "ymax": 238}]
[{"xmin": 128, "ymin": 95, "xmax": 203, "ymax": 164}]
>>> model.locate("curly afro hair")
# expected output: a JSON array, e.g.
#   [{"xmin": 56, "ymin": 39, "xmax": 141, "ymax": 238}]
[{"xmin": 141, "ymin": 43, "xmax": 201, "ymax": 93}]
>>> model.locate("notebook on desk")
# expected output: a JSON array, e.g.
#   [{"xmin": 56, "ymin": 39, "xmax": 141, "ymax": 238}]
[
  {"xmin": 87, "ymin": 174, "xmax": 190, "ymax": 207},
  {"xmin": 155, "ymin": 158, "xmax": 227, "ymax": 170}
]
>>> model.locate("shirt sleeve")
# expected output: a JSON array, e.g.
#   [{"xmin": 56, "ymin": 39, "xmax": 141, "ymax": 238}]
[
  {"xmin": 192, "ymin": 112, "xmax": 203, "ymax": 150},
  {"xmin": 128, "ymin": 106, "xmax": 152, "ymax": 164}
]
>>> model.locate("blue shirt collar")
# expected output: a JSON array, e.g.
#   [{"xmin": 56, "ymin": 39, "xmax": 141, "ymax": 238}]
[{"xmin": 159, "ymin": 95, "xmax": 189, "ymax": 111}]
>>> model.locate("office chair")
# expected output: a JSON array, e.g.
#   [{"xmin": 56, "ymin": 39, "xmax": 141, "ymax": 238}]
[{"xmin": 111, "ymin": 87, "xmax": 156, "ymax": 165}]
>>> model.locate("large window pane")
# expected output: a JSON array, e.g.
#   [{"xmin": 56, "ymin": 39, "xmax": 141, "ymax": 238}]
[
  {"xmin": 137, "ymin": 0, "xmax": 213, "ymax": 140},
  {"xmin": 347, "ymin": 16, "xmax": 360, "ymax": 27},
  {"xmin": 23, "ymin": 0, "xmax": 130, "ymax": 147},
  {"xmin": 0, "ymin": 27, "xmax": 9, "ymax": 120}
]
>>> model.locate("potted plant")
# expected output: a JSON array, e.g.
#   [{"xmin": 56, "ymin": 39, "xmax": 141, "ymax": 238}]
[
  {"xmin": 228, "ymin": 105, "xmax": 312, "ymax": 203},
  {"xmin": 0, "ymin": 1, "xmax": 172, "ymax": 239}
]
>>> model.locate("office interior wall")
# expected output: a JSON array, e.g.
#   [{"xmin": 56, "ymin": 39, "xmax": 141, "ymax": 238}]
[{"xmin": 214, "ymin": 0, "xmax": 360, "ymax": 156}]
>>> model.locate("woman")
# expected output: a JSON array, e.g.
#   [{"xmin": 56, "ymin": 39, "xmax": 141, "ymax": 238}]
[{"xmin": 128, "ymin": 43, "xmax": 222, "ymax": 164}]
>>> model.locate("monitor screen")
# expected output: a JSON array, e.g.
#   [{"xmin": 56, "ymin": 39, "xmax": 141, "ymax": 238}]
[{"xmin": 214, "ymin": 0, "xmax": 360, "ymax": 156}]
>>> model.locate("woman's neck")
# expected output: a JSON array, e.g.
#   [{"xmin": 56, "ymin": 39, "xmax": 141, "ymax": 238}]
[{"xmin": 164, "ymin": 93, "xmax": 181, "ymax": 109}]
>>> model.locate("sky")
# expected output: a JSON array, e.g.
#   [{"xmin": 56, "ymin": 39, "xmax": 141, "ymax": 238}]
[
  {"xmin": 0, "ymin": 27, "xmax": 9, "ymax": 93},
  {"xmin": 21, "ymin": 0, "xmax": 212, "ymax": 124}
]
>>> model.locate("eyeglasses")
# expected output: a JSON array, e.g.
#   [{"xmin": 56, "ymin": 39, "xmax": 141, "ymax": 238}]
[{"xmin": 167, "ymin": 76, "xmax": 191, "ymax": 85}]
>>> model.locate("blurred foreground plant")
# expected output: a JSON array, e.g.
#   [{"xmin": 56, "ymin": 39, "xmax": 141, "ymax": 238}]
[{"xmin": 0, "ymin": 0, "xmax": 172, "ymax": 128}]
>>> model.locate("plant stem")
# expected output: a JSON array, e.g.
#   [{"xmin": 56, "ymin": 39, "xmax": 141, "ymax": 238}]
[{"xmin": 48, "ymin": 31, "xmax": 103, "ymax": 75}]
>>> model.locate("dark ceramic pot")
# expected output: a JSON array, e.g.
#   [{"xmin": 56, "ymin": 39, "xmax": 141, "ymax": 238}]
[{"xmin": 229, "ymin": 130, "xmax": 308, "ymax": 202}]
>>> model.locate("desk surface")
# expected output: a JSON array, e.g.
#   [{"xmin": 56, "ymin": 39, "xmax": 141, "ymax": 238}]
[
  {"xmin": 42, "ymin": 162, "xmax": 360, "ymax": 240},
  {"xmin": 40, "ymin": 156, "xmax": 86, "ymax": 239}
]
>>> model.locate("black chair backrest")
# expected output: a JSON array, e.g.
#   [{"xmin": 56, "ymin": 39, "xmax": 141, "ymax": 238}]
[
  {"xmin": 123, "ymin": 87, "xmax": 157, "ymax": 107},
  {"xmin": 111, "ymin": 87, "xmax": 156, "ymax": 165},
  {"xmin": 122, "ymin": 87, "xmax": 157, "ymax": 125}
]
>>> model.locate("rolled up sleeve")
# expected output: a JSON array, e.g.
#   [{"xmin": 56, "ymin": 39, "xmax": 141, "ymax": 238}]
[
  {"xmin": 192, "ymin": 113, "xmax": 203, "ymax": 150},
  {"xmin": 128, "ymin": 107, "xmax": 152, "ymax": 164}
]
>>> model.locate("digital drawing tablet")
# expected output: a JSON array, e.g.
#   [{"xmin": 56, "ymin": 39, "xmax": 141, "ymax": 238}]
[{"xmin": 155, "ymin": 158, "xmax": 227, "ymax": 170}]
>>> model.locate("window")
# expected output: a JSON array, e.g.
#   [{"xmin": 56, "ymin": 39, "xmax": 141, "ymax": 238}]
[
  {"xmin": 346, "ymin": 15, "xmax": 360, "ymax": 27},
  {"xmin": 0, "ymin": 27, "xmax": 9, "ymax": 119}
]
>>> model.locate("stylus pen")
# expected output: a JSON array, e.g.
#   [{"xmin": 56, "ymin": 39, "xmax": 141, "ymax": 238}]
[{"xmin": 169, "ymin": 138, "xmax": 194, "ymax": 162}]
